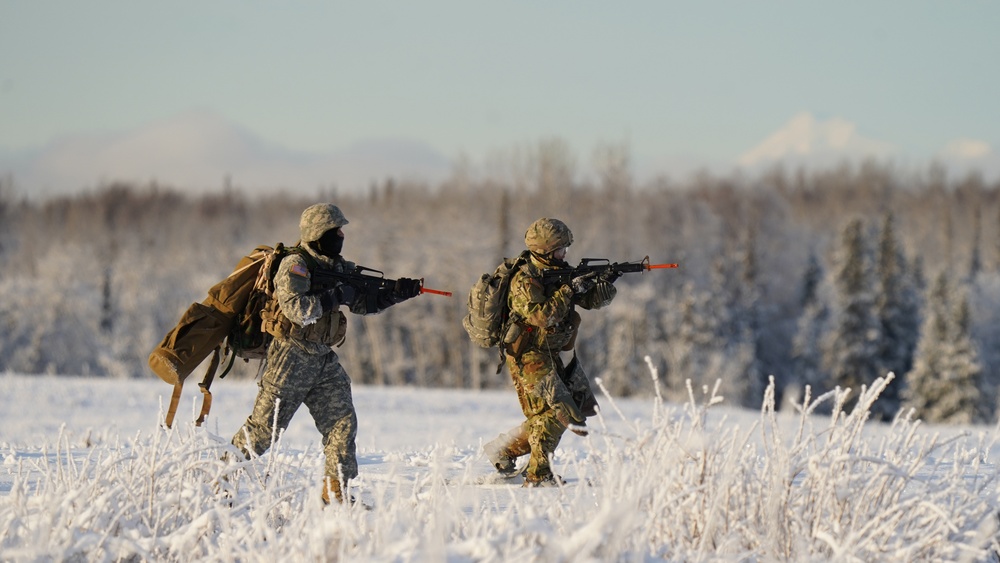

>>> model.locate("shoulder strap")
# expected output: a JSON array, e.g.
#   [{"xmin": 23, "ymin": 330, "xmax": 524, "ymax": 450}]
[
  {"xmin": 495, "ymin": 251, "xmax": 533, "ymax": 374},
  {"xmin": 163, "ymin": 345, "xmax": 222, "ymax": 428},
  {"xmin": 285, "ymin": 244, "xmax": 319, "ymax": 270}
]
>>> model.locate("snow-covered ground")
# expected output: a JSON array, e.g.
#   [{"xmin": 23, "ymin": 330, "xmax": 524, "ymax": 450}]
[{"xmin": 2, "ymin": 368, "xmax": 999, "ymax": 561}]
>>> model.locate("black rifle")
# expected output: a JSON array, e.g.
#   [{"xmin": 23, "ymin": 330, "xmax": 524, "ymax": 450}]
[
  {"xmin": 311, "ymin": 265, "xmax": 451, "ymax": 313},
  {"xmin": 540, "ymin": 256, "xmax": 678, "ymax": 286}
]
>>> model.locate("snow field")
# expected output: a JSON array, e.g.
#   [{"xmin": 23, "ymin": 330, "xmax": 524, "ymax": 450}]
[{"xmin": 1, "ymin": 364, "xmax": 1000, "ymax": 561}]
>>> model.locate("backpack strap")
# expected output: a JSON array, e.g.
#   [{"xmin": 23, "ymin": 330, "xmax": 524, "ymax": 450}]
[
  {"xmin": 164, "ymin": 380, "xmax": 183, "ymax": 429},
  {"xmin": 284, "ymin": 243, "xmax": 319, "ymax": 271},
  {"xmin": 195, "ymin": 347, "xmax": 222, "ymax": 426},
  {"xmin": 163, "ymin": 345, "xmax": 222, "ymax": 428},
  {"xmin": 495, "ymin": 252, "xmax": 532, "ymax": 374}
]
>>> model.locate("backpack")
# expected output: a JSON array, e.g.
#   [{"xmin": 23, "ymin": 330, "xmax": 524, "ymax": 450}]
[
  {"xmin": 462, "ymin": 251, "xmax": 530, "ymax": 349},
  {"xmin": 149, "ymin": 243, "xmax": 294, "ymax": 428}
]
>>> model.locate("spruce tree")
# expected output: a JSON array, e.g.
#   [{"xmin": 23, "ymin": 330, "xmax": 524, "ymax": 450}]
[
  {"xmin": 904, "ymin": 273, "xmax": 982, "ymax": 424},
  {"xmin": 822, "ymin": 218, "xmax": 880, "ymax": 413},
  {"xmin": 969, "ymin": 206, "xmax": 982, "ymax": 281},
  {"xmin": 949, "ymin": 294, "xmax": 985, "ymax": 423},
  {"xmin": 872, "ymin": 213, "xmax": 921, "ymax": 420},
  {"xmin": 791, "ymin": 252, "xmax": 830, "ymax": 406},
  {"xmin": 666, "ymin": 282, "xmax": 718, "ymax": 401},
  {"xmin": 738, "ymin": 227, "xmax": 765, "ymax": 407},
  {"xmin": 706, "ymin": 252, "xmax": 759, "ymax": 407}
]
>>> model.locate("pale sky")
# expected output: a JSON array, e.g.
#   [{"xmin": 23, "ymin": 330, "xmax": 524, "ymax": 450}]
[{"xmin": 1, "ymin": 1, "xmax": 998, "ymax": 195}]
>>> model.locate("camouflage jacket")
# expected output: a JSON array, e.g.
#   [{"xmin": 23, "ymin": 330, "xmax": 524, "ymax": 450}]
[
  {"xmin": 267, "ymin": 245, "xmax": 368, "ymax": 355},
  {"xmin": 507, "ymin": 255, "xmax": 616, "ymax": 353}
]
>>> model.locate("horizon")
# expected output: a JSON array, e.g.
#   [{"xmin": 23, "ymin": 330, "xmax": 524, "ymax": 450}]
[{"xmin": 2, "ymin": 2, "xmax": 999, "ymax": 196}]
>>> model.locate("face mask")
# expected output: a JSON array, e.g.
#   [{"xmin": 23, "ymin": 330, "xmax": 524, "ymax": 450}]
[
  {"xmin": 532, "ymin": 251, "xmax": 569, "ymax": 269},
  {"xmin": 315, "ymin": 228, "xmax": 344, "ymax": 257}
]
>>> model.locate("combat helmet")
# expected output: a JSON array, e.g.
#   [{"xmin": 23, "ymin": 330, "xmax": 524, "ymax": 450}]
[
  {"xmin": 524, "ymin": 218, "xmax": 573, "ymax": 255},
  {"xmin": 299, "ymin": 203, "xmax": 349, "ymax": 243}
]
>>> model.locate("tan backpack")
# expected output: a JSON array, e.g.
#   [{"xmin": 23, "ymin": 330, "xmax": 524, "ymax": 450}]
[{"xmin": 150, "ymin": 244, "xmax": 291, "ymax": 427}]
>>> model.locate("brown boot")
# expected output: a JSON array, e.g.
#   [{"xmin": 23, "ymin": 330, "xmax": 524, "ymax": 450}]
[
  {"xmin": 484, "ymin": 427, "xmax": 531, "ymax": 475},
  {"xmin": 321, "ymin": 476, "xmax": 344, "ymax": 505}
]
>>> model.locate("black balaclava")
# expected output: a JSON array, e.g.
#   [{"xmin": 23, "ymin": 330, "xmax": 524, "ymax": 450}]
[{"xmin": 314, "ymin": 228, "xmax": 344, "ymax": 258}]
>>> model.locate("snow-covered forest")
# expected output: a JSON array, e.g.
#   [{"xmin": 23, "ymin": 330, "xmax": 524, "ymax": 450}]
[{"xmin": 2, "ymin": 147, "xmax": 999, "ymax": 424}]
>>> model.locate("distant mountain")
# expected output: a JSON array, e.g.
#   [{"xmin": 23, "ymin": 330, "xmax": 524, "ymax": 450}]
[
  {"xmin": 737, "ymin": 112, "xmax": 895, "ymax": 170},
  {"xmin": 736, "ymin": 112, "xmax": 1000, "ymax": 181},
  {"xmin": 0, "ymin": 110, "xmax": 452, "ymax": 198}
]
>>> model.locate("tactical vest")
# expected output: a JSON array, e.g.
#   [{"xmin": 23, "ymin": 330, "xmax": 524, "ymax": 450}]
[
  {"xmin": 259, "ymin": 250, "xmax": 348, "ymax": 347},
  {"xmin": 505, "ymin": 264, "xmax": 581, "ymax": 356}
]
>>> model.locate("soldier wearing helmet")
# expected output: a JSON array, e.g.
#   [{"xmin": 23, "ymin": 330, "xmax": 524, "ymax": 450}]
[
  {"xmin": 484, "ymin": 217, "xmax": 617, "ymax": 487},
  {"xmin": 230, "ymin": 203, "xmax": 422, "ymax": 505}
]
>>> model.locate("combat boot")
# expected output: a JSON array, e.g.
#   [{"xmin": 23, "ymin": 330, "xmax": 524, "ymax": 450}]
[
  {"xmin": 483, "ymin": 429, "xmax": 530, "ymax": 476},
  {"xmin": 522, "ymin": 473, "xmax": 565, "ymax": 488},
  {"xmin": 486, "ymin": 449, "xmax": 517, "ymax": 476},
  {"xmin": 321, "ymin": 477, "xmax": 355, "ymax": 505}
]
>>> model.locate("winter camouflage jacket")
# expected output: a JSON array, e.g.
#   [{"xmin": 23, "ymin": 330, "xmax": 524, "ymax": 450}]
[{"xmin": 265, "ymin": 245, "xmax": 374, "ymax": 355}]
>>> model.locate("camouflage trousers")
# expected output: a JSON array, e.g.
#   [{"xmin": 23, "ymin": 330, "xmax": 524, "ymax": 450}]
[
  {"xmin": 231, "ymin": 338, "xmax": 358, "ymax": 481},
  {"xmin": 487, "ymin": 349, "xmax": 586, "ymax": 480}
]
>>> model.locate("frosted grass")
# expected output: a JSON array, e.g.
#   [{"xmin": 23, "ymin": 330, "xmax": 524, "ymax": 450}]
[{"xmin": 2, "ymin": 363, "xmax": 1000, "ymax": 561}]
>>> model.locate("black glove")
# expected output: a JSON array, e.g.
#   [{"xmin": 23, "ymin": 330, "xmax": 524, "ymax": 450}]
[
  {"xmin": 393, "ymin": 277, "xmax": 422, "ymax": 300},
  {"xmin": 571, "ymin": 273, "xmax": 596, "ymax": 294},
  {"xmin": 320, "ymin": 283, "xmax": 356, "ymax": 310}
]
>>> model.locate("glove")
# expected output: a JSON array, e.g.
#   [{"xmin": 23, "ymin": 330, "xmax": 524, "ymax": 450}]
[
  {"xmin": 600, "ymin": 270, "xmax": 622, "ymax": 284},
  {"xmin": 393, "ymin": 277, "xmax": 422, "ymax": 300},
  {"xmin": 320, "ymin": 283, "xmax": 356, "ymax": 310},
  {"xmin": 571, "ymin": 273, "xmax": 596, "ymax": 294},
  {"xmin": 591, "ymin": 281, "xmax": 617, "ymax": 307}
]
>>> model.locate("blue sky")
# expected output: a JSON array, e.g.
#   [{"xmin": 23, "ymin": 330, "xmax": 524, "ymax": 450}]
[{"xmin": 1, "ymin": 2, "xmax": 998, "ymax": 196}]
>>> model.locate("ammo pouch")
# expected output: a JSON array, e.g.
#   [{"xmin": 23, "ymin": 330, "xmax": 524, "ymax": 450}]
[
  {"xmin": 561, "ymin": 310, "xmax": 582, "ymax": 351},
  {"xmin": 503, "ymin": 308, "xmax": 582, "ymax": 361},
  {"xmin": 261, "ymin": 299, "xmax": 347, "ymax": 347}
]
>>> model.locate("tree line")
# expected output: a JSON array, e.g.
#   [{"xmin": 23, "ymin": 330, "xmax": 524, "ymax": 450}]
[{"xmin": 1, "ymin": 148, "xmax": 998, "ymax": 423}]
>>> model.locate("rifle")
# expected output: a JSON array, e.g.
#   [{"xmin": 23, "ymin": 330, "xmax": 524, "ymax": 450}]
[
  {"xmin": 310, "ymin": 265, "xmax": 452, "ymax": 312},
  {"xmin": 540, "ymin": 256, "xmax": 678, "ymax": 286}
]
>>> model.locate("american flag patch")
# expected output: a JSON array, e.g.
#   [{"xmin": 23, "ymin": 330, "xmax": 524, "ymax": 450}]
[{"xmin": 290, "ymin": 264, "xmax": 309, "ymax": 278}]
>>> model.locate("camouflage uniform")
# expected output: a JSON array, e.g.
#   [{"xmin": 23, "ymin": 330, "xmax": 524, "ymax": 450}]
[
  {"xmin": 231, "ymin": 203, "xmax": 417, "ymax": 503},
  {"xmin": 484, "ymin": 218, "xmax": 616, "ymax": 485}
]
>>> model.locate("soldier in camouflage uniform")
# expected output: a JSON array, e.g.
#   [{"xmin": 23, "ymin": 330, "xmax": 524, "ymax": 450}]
[
  {"xmin": 484, "ymin": 218, "xmax": 617, "ymax": 487},
  {"xmin": 230, "ymin": 203, "xmax": 422, "ymax": 504}
]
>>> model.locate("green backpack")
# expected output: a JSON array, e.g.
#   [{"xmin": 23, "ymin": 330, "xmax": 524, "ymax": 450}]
[
  {"xmin": 149, "ymin": 243, "xmax": 296, "ymax": 427},
  {"xmin": 462, "ymin": 251, "xmax": 530, "ymax": 349}
]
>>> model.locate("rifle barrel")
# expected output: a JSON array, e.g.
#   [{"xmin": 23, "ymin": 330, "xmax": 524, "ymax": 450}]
[{"xmin": 420, "ymin": 286, "xmax": 453, "ymax": 297}]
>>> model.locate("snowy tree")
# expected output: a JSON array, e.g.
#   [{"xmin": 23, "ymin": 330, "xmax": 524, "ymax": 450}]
[
  {"xmin": 871, "ymin": 213, "xmax": 922, "ymax": 420},
  {"xmin": 904, "ymin": 273, "xmax": 982, "ymax": 424},
  {"xmin": 702, "ymin": 250, "xmax": 760, "ymax": 408},
  {"xmin": 663, "ymin": 282, "xmax": 719, "ymax": 402},
  {"xmin": 736, "ymin": 226, "xmax": 766, "ymax": 407},
  {"xmin": 790, "ymin": 252, "xmax": 830, "ymax": 407},
  {"xmin": 821, "ymin": 218, "xmax": 880, "ymax": 413},
  {"xmin": 969, "ymin": 206, "xmax": 982, "ymax": 281}
]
